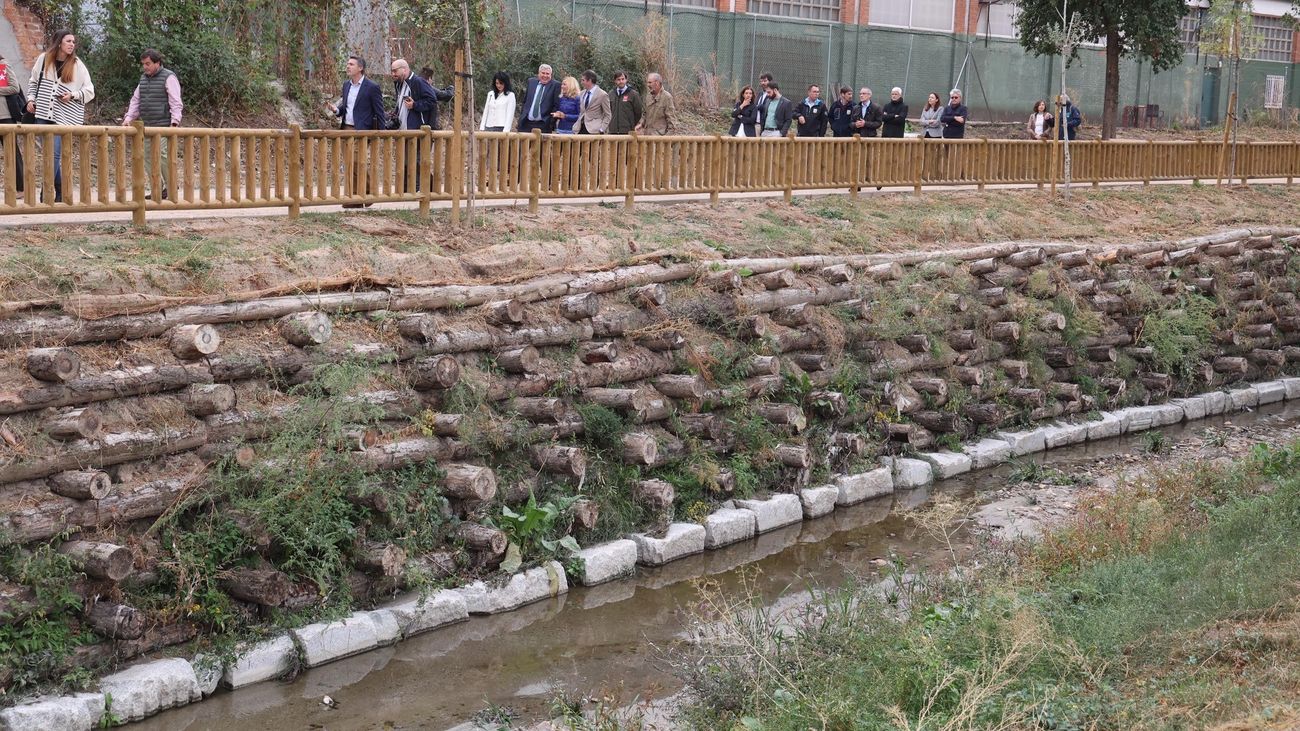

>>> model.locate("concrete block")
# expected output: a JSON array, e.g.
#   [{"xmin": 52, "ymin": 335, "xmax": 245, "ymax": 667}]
[
  {"xmin": 703, "ymin": 508, "xmax": 757, "ymax": 548},
  {"xmin": 98, "ymin": 658, "xmax": 202, "ymax": 721},
  {"xmin": 189, "ymin": 655, "xmax": 222, "ymax": 697},
  {"xmin": 629, "ymin": 523, "xmax": 706, "ymax": 565},
  {"xmin": 918, "ymin": 451, "xmax": 972, "ymax": 479},
  {"xmin": 884, "ymin": 457, "xmax": 934, "ymax": 489},
  {"xmin": 1202, "ymin": 391, "xmax": 1229, "ymax": 416},
  {"xmin": 835, "ymin": 468, "xmax": 893, "ymax": 505},
  {"xmin": 1085, "ymin": 412, "xmax": 1125, "ymax": 441},
  {"xmin": 570, "ymin": 540, "xmax": 639, "ymax": 586},
  {"xmin": 995, "ymin": 429, "xmax": 1047, "ymax": 456},
  {"xmin": 1117, "ymin": 406, "xmax": 1155, "ymax": 433},
  {"xmin": 456, "ymin": 561, "xmax": 569, "ymax": 613},
  {"xmin": 1041, "ymin": 422, "xmax": 1088, "ymax": 449},
  {"xmin": 0, "ymin": 693, "xmax": 105, "ymax": 731},
  {"xmin": 799, "ymin": 486, "xmax": 839, "ymax": 518},
  {"xmin": 221, "ymin": 635, "xmax": 297, "ymax": 689},
  {"xmin": 1170, "ymin": 397, "xmax": 1206, "ymax": 422},
  {"xmin": 1281, "ymin": 378, "xmax": 1300, "ymax": 400},
  {"xmin": 1150, "ymin": 403, "xmax": 1185, "ymax": 427},
  {"xmin": 963, "ymin": 438, "xmax": 1012, "ymax": 470},
  {"xmin": 291, "ymin": 610, "xmax": 401, "ymax": 668},
  {"xmin": 1256, "ymin": 380, "xmax": 1286, "ymax": 405},
  {"xmin": 736, "ymin": 494, "xmax": 803, "ymax": 533},
  {"xmin": 386, "ymin": 590, "xmax": 470, "ymax": 636},
  {"xmin": 1228, "ymin": 387, "xmax": 1259, "ymax": 411}
]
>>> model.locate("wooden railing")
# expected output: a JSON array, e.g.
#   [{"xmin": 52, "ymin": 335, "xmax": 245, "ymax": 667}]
[{"xmin": 0, "ymin": 122, "xmax": 1296, "ymax": 223}]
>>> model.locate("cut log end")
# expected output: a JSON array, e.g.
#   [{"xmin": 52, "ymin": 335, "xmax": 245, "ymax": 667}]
[
  {"xmin": 26, "ymin": 348, "xmax": 81, "ymax": 383},
  {"xmin": 48, "ymin": 470, "xmax": 114, "ymax": 500},
  {"xmin": 278, "ymin": 311, "xmax": 333, "ymax": 346},
  {"xmin": 168, "ymin": 324, "xmax": 222, "ymax": 360}
]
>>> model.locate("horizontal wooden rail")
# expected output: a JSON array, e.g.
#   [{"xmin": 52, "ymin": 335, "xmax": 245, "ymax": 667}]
[{"xmin": 0, "ymin": 124, "xmax": 1297, "ymax": 222}]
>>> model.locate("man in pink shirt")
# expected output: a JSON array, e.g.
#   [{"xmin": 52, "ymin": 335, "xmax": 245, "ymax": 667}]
[{"xmin": 122, "ymin": 49, "xmax": 183, "ymax": 200}]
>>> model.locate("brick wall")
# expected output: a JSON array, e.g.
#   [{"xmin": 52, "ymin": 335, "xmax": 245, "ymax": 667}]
[{"xmin": 3, "ymin": 0, "xmax": 45, "ymax": 69}]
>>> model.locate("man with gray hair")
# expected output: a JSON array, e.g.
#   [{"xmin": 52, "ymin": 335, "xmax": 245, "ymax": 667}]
[
  {"xmin": 518, "ymin": 63, "xmax": 561, "ymax": 133},
  {"xmin": 881, "ymin": 86, "xmax": 908, "ymax": 138},
  {"xmin": 636, "ymin": 72, "xmax": 675, "ymax": 135},
  {"xmin": 940, "ymin": 88, "xmax": 968, "ymax": 138}
]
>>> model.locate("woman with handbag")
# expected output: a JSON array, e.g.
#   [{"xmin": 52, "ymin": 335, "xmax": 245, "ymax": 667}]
[
  {"xmin": 729, "ymin": 86, "xmax": 758, "ymax": 138},
  {"xmin": 26, "ymin": 30, "xmax": 95, "ymax": 203},
  {"xmin": 0, "ymin": 55, "xmax": 26, "ymax": 193}
]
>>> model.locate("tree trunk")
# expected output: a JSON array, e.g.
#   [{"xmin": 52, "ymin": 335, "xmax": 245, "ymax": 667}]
[
  {"xmin": 652, "ymin": 374, "xmax": 707, "ymax": 399},
  {"xmin": 496, "ymin": 345, "xmax": 541, "ymax": 374},
  {"xmin": 530, "ymin": 445, "xmax": 587, "ymax": 479},
  {"xmin": 755, "ymin": 403, "xmax": 807, "ymax": 432},
  {"xmin": 621, "ymin": 432, "xmax": 659, "ymax": 465},
  {"xmin": 355, "ymin": 542, "xmax": 407, "ymax": 577},
  {"xmin": 277, "ymin": 311, "xmax": 333, "ymax": 346},
  {"xmin": 59, "ymin": 540, "xmax": 133, "ymax": 582},
  {"xmin": 168, "ymin": 324, "xmax": 222, "ymax": 360},
  {"xmin": 25, "ymin": 348, "xmax": 81, "ymax": 383},
  {"xmin": 560, "ymin": 292, "xmax": 601, "ymax": 321},
  {"xmin": 442, "ymin": 463, "xmax": 498, "ymax": 501},
  {"xmin": 1102, "ymin": 29, "xmax": 1121, "ymax": 140},
  {"xmin": 634, "ymin": 479, "xmax": 675, "ymax": 511},
  {"xmin": 178, "ymin": 383, "xmax": 237, "ymax": 416},
  {"xmin": 48, "ymin": 470, "xmax": 114, "ymax": 500},
  {"xmin": 46, "ymin": 408, "xmax": 103, "ymax": 441},
  {"xmin": 223, "ymin": 568, "xmax": 294, "ymax": 606},
  {"xmin": 455, "ymin": 522, "xmax": 508, "ymax": 557},
  {"xmin": 580, "ymin": 342, "xmax": 619, "ymax": 364},
  {"xmin": 85, "ymin": 600, "xmax": 145, "ymax": 640}
]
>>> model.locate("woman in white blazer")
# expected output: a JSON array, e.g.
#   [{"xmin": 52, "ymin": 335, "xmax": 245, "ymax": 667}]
[{"xmin": 480, "ymin": 72, "xmax": 515, "ymax": 132}]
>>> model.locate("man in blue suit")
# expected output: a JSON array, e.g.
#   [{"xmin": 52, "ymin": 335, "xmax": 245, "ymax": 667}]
[
  {"xmin": 328, "ymin": 55, "xmax": 385, "ymax": 131},
  {"xmin": 517, "ymin": 64, "xmax": 560, "ymax": 133}
]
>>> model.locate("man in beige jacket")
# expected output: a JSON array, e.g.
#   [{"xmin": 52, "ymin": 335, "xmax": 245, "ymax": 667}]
[
  {"xmin": 575, "ymin": 69, "xmax": 611, "ymax": 134},
  {"xmin": 635, "ymin": 72, "xmax": 675, "ymax": 135}
]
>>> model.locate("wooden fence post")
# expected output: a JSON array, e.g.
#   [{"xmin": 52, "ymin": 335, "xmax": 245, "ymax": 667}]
[
  {"xmin": 978, "ymin": 138, "xmax": 988, "ymax": 192},
  {"xmin": 1289, "ymin": 141, "xmax": 1296, "ymax": 186},
  {"xmin": 783, "ymin": 131, "xmax": 795, "ymax": 204},
  {"xmin": 1143, "ymin": 139, "xmax": 1153, "ymax": 186},
  {"xmin": 710, "ymin": 134, "xmax": 722, "ymax": 207},
  {"xmin": 1049, "ymin": 134, "xmax": 1058, "ymax": 197},
  {"xmin": 2, "ymin": 127, "xmax": 15, "ymax": 208},
  {"xmin": 849, "ymin": 135, "xmax": 861, "ymax": 199},
  {"xmin": 131, "ymin": 121, "xmax": 146, "ymax": 225},
  {"xmin": 419, "ymin": 126, "xmax": 432, "ymax": 218},
  {"xmin": 625, "ymin": 132, "xmax": 638, "ymax": 211},
  {"xmin": 288, "ymin": 124, "xmax": 301, "ymax": 219},
  {"xmin": 1093, "ymin": 138, "xmax": 1101, "ymax": 187},
  {"xmin": 914, "ymin": 138, "xmax": 923, "ymax": 195},
  {"xmin": 530, "ymin": 129, "xmax": 543, "ymax": 213}
]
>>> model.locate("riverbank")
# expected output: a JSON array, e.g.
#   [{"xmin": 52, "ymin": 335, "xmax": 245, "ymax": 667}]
[{"xmin": 669, "ymin": 419, "xmax": 1300, "ymax": 730}]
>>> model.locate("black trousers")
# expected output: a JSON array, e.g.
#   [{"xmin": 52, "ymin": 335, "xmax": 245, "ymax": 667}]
[{"xmin": 0, "ymin": 117, "xmax": 26, "ymax": 192}]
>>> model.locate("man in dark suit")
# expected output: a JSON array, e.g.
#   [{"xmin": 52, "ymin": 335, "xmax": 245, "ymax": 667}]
[
  {"xmin": 328, "ymin": 55, "xmax": 385, "ymax": 131},
  {"xmin": 388, "ymin": 58, "xmax": 439, "ymax": 193},
  {"xmin": 517, "ymin": 64, "xmax": 560, "ymax": 133},
  {"xmin": 851, "ymin": 87, "xmax": 883, "ymax": 137}
]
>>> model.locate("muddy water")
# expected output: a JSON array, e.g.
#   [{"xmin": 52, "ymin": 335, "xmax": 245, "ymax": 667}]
[{"xmin": 135, "ymin": 401, "xmax": 1300, "ymax": 731}]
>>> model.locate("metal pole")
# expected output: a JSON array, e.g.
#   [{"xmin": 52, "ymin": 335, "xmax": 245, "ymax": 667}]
[{"xmin": 826, "ymin": 23, "xmax": 833, "ymax": 91}]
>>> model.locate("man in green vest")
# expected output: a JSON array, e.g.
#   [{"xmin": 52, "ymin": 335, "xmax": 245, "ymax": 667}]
[{"xmin": 122, "ymin": 48, "xmax": 183, "ymax": 201}]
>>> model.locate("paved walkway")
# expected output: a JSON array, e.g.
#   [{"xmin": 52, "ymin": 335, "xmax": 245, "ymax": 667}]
[{"xmin": 0, "ymin": 178, "xmax": 1289, "ymax": 228}]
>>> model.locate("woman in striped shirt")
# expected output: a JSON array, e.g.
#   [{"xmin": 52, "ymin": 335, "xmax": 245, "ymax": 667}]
[{"xmin": 26, "ymin": 30, "xmax": 95, "ymax": 203}]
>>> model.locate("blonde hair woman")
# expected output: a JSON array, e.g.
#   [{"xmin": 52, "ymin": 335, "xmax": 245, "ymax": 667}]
[
  {"xmin": 26, "ymin": 30, "xmax": 95, "ymax": 202},
  {"xmin": 551, "ymin": 76, "xmax": 581, "ymax": 134}
]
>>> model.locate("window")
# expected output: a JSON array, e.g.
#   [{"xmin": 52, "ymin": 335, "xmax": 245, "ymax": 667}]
[
  {"xmin": 1253, "ymin": 15, "xmax": 1293, "ymax": 63},
  {"xmin": 1179, "ymin": 12, "xmax": 1202, "ymax": 53},
  {"xmin": 869, "ymin": 0, "xmax": 955, "ymax": 32},
  {"xmin": 669, "ymin": 0, "xmax": 714, "ymax": 8},
  {"xmin": 984, "ymin": 0, "xmax": 1019, "ymax": 38},
  {"xmin": 1265, "ymin": 75, "xmax": 1285, "ymax": 109},
  {"xmin": 750, "ymin": 0, "xmax": 840, "ymax": 21}
]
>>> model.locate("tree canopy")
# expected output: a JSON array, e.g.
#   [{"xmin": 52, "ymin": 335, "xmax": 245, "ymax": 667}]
[{"xmin": 1015, "ymin": 0, "xmax": 1186, "ymax": 138}]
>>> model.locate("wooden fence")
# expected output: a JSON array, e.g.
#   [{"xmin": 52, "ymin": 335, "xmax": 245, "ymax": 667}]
[{"xmin": 1, "ymin": 122, "xmax": 1297, "ymax": 223}]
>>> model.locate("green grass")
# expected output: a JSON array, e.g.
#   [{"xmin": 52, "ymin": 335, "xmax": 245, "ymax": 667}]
[{"xmin": 673, "ymin": 440, "xmax": 1300, "ymax": 730}]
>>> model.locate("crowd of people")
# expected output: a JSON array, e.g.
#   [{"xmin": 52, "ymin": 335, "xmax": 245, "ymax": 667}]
[{"xmin": 0, "ymin": 34, "xmax": 1088, "ymax": 203}]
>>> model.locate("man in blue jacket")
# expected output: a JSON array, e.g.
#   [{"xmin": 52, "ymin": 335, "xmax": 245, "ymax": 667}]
[
  {"xmin": 1053, "ymin": 94, "xmax": 1082, "ymax": 140},
  {"xmin": 328, "ymin": 55, "xmax": 385, "ymax": 131},
  {"xmin": 389, "ymin": 58, "xmax": 439, "ymax": 193},
  {"xmin": 518, "ymin": 64, "xmax": 561, "ymax": 133}
]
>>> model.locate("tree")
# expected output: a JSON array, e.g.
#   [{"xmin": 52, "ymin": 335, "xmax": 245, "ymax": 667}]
[{"xmin": 1016, "ymin": 0, "xmax": 1186, "ymax": 139}]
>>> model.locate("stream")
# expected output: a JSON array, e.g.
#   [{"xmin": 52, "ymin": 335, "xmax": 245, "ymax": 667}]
[{"xmin": 133, "ymin": 400, "xmax": 1300, "ymax": 731}]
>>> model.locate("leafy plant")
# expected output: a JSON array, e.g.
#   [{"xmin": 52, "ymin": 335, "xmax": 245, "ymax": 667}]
[{"xmin": 492, "ymin": 492, "xmax": 581, "ymax": 563}]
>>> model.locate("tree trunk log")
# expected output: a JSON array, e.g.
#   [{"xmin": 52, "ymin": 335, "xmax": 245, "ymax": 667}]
[
  {"xmin": 530, "ymin": 445, "xmax": 587, "ymax": 479},
  {"xmin": 885, "ymin": 381, "xmax": 924, "ymax": 414},
  {"xmin": 755, "ymin": 403, "xmax": 807, "ymax": 432},
  {"xmin": 700, "ymin": 269, "xmax": 742, "ymax": 292},
  {"xmin": 962, "ymin": 402, "xmax": 1005, "ymax": 425},
  {"xmin": 496, "ymin": 345, "xmax": 541, "ymax": 374},
  {"xmin": 888, "ymin": 423, "xmax": 934, "ymax": 449},
  {"xmin": 631, "ymin": 284, "xmax": 667, "ymax": 308},
  {"xmin": 757, "ymin": 269, "xmax": 797, "ymax": 290},
  {"xmin": 510, "ymin": 397, "xmax": 568, "ymax": 423},
  {"xmin": 622, "ymin": 433, "xmax": 659, "ymax": 465},
  {"xmin": 912, "ymin": 411, "xmax": 963, "ymax": 434},
  {"xmin": 573, "ymin": 348, "xmax": 675, "ymax": 388},
  {"xmin": 948, "ymin": 330, "xmax": 979, "ymax": 351},
  {"xmin": 46, "ymin": 408, "xmax": 102, "ymax": 441},
  {"xmin": 669, "ymin": 413, "xmax": 726, "ymax": 440},
  {"xmin": 909, "ymin": 377, "xmax": 949, "ymax": 398},
  {"xmin": 747, "ymin": 355, "xmax": 781, "ymax": 377},
  {"xmin": 952, "ymin": 366, "xmax": 984, "ymax": 386},
  {"xmin": 790, "ymin": 353, "xmax": 831, "ymax": 372},
  {"xmin": 652, "ymin": 374, "xmax": 708, "ymax": 399},
  {"xmin": 560, "ymin": 293, "xmax": 601, "ymax": 321},
  {"xmin": 866, "ymin": 262, "xmax": 904, "ymax": 281},
  {"xmin": 580, "ymin": 342, "xmax": 619, "ymax": 364},
  {"xmin": 1005, "ymin": 247, "xmax": 1045, "ymax": 268},
  {"xmin": 484, "ymin": 299, "xmax": 526, "ymax": 326},
  {"xmin": 60, "ymin": 540, "xmax": 133, "ymax": 582},
  {"xmin": 223, "ymin": 568, "xmax": 293, "ymax": 606},
  {"xmin": 583, "ymin": 386, "xmax": 656, "ymax": 413},
  {"xmin": 989, "ymin": 322, "xmax": 1022, "ymax": 344},
  {"xmin": 277, "ymin": 311, "xmax": 333, "ymax": 346},
  {"xmin": 1213, "ymin": 357, "xmax": 1250, "ymax": 375},
  {"xmin": 634, "ymin": 479, "xmax": 675, "ymax": 511},
  {"xmin": 168, "ymin": 324, "xmax": 222, "ymax": 360},
  {"xmin": 85, "ymin": 600, "xmax": 145, "ymax": 640},
  {"xmin": 25, "ymin": 348, "xmax": 81, "ymax": 383},
  {"xmin": 898, "ymin": 334, "xmax": 931, "ymax": 354},
  {"xmin": 442, "ymin": 464, "xmax": 498, "ymax": 501},
  {"xmin": 48, "ymin": 470, "xmax": 113, "ymax": 500},
  {"xmin": 178, "ymin": 383, "xmax": 237, "ymax": 416},
  {"xmin": 355, "ymin": 542, "xmax": 407, "ymax": 577},
  {"xmin": 809, "ymin": 390, "xmax": 848, "ymax": 417},
  {"xmin": 572, "ymin": 499, "xmax": 600, "ymax": 531}
]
